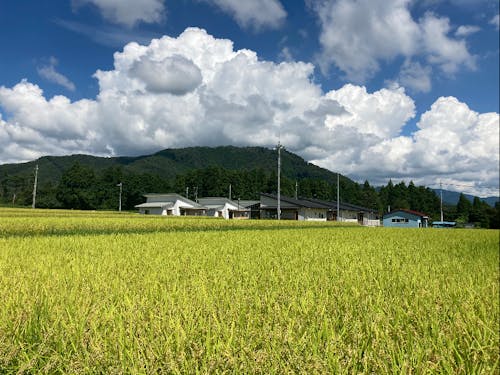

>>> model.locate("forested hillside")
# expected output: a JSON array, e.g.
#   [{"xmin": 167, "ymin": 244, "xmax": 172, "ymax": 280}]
[{"xmin": 0, "ymin": 146, "xmax": 498, "ymax": 227}]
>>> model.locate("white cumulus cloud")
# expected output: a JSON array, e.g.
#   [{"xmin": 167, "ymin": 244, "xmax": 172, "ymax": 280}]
[
  {"xmin": 397, "ymin": 60, "xmax": 433, "ymax": 93},
  {"xmin": 0, "ymin": 28, "xmax": 497, "ymax": 196},
  {"xmin": 490, "ymin": 14, "xmax": 500, "ymax": 30},
  {"xmin": 37, "ymin": 57, "xmax": 76, "ymax": 92},
  {"xmin": 201, "ymin": 0, "xmax": 286, "ymax": 31},
  {"xmin": 72, "ymin": 0, "xmax": 165, "ymax": 27},
  {"xmin": 130, "ymin": 54, "xmax": 202, "ymax": 95},
  {"xmin": 311, "ymin": 0, "xmax": 476, "ymax": 85},
  {"xmin": 454, "ymin": 25, "xmax": 480, "ymax": 37}
]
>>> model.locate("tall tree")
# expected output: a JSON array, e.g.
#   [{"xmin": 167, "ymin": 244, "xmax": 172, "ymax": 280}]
[
  {"xmin": 456, "ymin": 193, "xmax": 472, "ymax": 222},
  {"xmin": 56, "ymin": 163, "xmax": 98, "ymax": 210}
]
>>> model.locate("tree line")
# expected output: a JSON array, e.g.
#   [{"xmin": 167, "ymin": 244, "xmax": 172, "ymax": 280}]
[{"xmin": 1, "ymin": 162, "xmax": 498, "ymax": 228}]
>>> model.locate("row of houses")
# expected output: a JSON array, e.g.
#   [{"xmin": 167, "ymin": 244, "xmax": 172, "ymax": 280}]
[
  {"xmin": 135, "ymin": 193, "xmax": 382, "ymax": 226},
  {"xmin": 135, "ymin": 194, "xmax": 250, "ymax": 219}
]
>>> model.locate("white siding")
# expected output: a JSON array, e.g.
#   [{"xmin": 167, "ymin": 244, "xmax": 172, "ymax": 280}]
[{"xmin": 298, "ymin": 208, "xmax": 327, "ymax": 221}]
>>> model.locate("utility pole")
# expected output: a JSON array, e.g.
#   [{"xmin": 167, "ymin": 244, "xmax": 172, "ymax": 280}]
[
  {"xmin": 337, "ymin": 172, "xmax": 340, "ymax": 221},
  {"xmin": 277, "ymin": 142, "xmax": 282, "ymax": 220},
  {"xmin": 117, "ymin": 182, "xmax": 122, "ymax": 212},
  {"xmin": 32, "ymin": 164, "xmax": 38, "ymax": 209},
  {"xmin": 194, "ymin": 186, "xmax": 198, "ymax": 203},
  {"xmin": 229, "ymin": 184, "xmax": 232, "ymax": 200},
  {"xmin": 440, "ymin": 181, "xmax": 443, "ymax": 222},
  {"xmin": 295, "ymin": 181, "xmax": 298, "ymax": 199},
  {"xmin": 186, "ymin": 186, "xmax": 189, "ymax": 199}
]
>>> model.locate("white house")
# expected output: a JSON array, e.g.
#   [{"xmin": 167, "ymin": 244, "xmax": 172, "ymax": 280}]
[
  {"xmin": 197, "ymin": 197, "xmax": 250, "ymax": 219},
  {"xmin": 135, "ymin": 193, "xmax": 206, "ymax": 216}
]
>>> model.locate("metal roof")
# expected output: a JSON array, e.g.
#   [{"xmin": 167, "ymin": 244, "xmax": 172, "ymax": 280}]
[
  {"xmin": 135, "ymin": 202, "xmax": 174, "ymax": 208},
  {"xmin": 145, "ymin": 193, "xmax": 206, "ymax": 208},
  {"xmin": 383, "ymin": 209, "xmax": 429, "ymax": 219},
  {"xmin": 301, "ymin": 197, "xmax": 376, "ymax": 213},
  {"xmin": 260, "ymin": 193, "xmax": 329, "ymax": 209}
]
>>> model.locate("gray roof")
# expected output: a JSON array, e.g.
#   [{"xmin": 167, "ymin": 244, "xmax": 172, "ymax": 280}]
[
  {"xmin": 383, "ymin": 209, "xmax": 428, "ymax": 219},
  {"xmin": 238, "ymin": 200, "xmax": 260, "ymax": 208},
  {"xmin": 260, "ymin": 193, "xmax": 329, "ymax": 209},
  {"xmin": 301, "ymin": 197, "xmax": 377, "ymax": 213},
  {"xmin": 143, "ymin": 193, "xmax": 206, "ymax": 209},
  {"xmin": 198, "ymin": 197, "xmax": 249, "ymax": 211},
  {"xmin": 198, "ymin": 197, "xmax": 234, "ymax": 205},
  {"xmin": 260, "ymin": 194, "xmax": 377, "ymax": 213},
  {"xmin": 135, "ymin": 202, "xmax": 174, "ymax": 208}
]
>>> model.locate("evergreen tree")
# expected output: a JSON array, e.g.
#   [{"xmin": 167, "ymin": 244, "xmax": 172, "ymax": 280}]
[
  {"xmin": 56, "ymin": 163, "xmax": 98, "ymax": 209},
  {"xmin": 456, "ymin": 193, "xmax": 472, "ymax": 223}
]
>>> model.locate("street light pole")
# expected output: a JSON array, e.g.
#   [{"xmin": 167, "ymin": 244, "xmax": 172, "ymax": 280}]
[
  {"xmin": 337, "ymin": 172, "xmax": 340, "ymax": 221},
  {"xmin": 117, "ymin": 182, "xmax": 122, "ymax": 212},
  {"xmin": 32, "ymin": 164, "xmax": 38, "ymax": 209},
  {"xmin": 440, "ymin": 181, "xmax": 443, "ymax": 222},
  {"xmin": 277, "ymin": 142, "xmax": 282, "ymax": 221}
]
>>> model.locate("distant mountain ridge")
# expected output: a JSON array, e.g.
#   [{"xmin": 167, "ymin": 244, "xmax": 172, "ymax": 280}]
[
  {"xmin": 432, "ymin": 189, "xmax": 499, "ymax": 207},
  {"xmin": 1, "ymin": 146, "xmax": 497, "ymax": 207},
  {"xmin": 0, "ymin": 146, "xmax": 350, "ymax": 186}
]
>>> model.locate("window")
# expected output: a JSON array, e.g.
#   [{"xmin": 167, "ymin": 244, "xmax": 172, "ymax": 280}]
[{"xmin": 391, "ymin": 218, "xmax": 409, "ymax": 223}]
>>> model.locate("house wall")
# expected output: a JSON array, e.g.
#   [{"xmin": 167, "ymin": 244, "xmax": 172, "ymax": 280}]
[
  {"xmin": 363, "ymin": 217, "xmax": 381, "ymax": 226},
  {"xmin": 174, "ymin": 201, "xmax": 201, "ymax": 216},
  {"xmin": 338, "ymin": 210, "xmax": 358, "ymax": 223},
  {"xmin": 383, "ymin": 213, "xmax": 420, "ymax": 228},
  {"xmin": 362, "ymin": 212, "xmax": 380, "ymax": 226},
  {"xmin": 172, "ymin": 201, "xmax": 182, "ymax": 216},
  {"xmin": 281, "ymin": 209, "xmax": 298, "ymax": 220},
  {"xmin": 298, "ymin": 208, "xmax": 327, "ymax": 221},
  {"xmin": 206, "ymin": 209, "xmax": 222, "ymax": 218},
  {"xmin": 138, "ymin": 207, "xmax": 165, "ymax": 215},
  {"xmin": 232, "ymin": 211, "xmax": 250, "ymax": 219}
]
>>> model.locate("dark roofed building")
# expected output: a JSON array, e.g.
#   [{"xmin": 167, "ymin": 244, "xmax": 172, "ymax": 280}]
[{"xmin": 260, "ymin": 193, "xmax": 328, "ymax": 221}]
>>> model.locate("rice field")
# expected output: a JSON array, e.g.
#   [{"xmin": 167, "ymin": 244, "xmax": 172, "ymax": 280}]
[{"xmin": 0, "ymin": 208, "xmax": 498, "ymax": 373}]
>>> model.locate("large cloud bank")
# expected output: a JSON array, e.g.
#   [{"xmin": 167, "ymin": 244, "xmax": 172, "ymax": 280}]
[
  {"xmin": 0, "ymin": 28, "xmax": 498, "ymax": 195},
  {"xmin": 310, "ymin": 0, "xmax": 477, "ymax": 91}
]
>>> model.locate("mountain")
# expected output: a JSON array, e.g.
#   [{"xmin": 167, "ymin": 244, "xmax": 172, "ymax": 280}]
[
  {"xmin": 0, "ymin": 145, "xmax": 350, "ymax": 189},
  {"xmin": 432, "ymin": 189, "xmax": 499, "ymax": 207}
]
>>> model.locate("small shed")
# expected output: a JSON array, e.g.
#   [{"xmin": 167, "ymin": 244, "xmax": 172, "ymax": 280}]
[{"xmin": 383, "ymin": 209, "xmax": 429, "ymax": 228}]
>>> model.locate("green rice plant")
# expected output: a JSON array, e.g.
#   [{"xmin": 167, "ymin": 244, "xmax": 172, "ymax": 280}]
[{"xmin": 0, "ymin": 208, "xmax": 498, "ymax": 373}]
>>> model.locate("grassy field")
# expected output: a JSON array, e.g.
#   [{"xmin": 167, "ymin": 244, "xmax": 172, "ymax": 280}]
[{"xmin": 0, "ymin": 208, "xmax": 498, "ymax": 373}]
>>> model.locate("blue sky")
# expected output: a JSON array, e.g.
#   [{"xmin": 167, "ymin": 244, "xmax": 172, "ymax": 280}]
[{"xmin": 0, "ymin": 0, "xmax": 498, "ymax": 196}]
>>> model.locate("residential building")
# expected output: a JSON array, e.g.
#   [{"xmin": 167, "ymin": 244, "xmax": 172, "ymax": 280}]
[
  {"xmin": 260, "ymin": 193, "xmax": 328, "ymax": 221},
  {"xmin": 382, "ymin": 209, "xmax": 429, "ymax": 228},
  {"xmin": 135, "ymin": 193, "xmax": 206, "ymax": 216},
  {"xmin": 197, "ymin": 197, "xmax": 250, "ymax": 219}
]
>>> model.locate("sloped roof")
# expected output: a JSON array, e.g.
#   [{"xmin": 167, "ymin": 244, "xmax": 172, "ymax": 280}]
[
  {"xmin": 135, "ymin": 202, "xmax": 174, "ymax": 208},
  {"xmin": 301, "ymin": 197, "xmax": 376, "ymax": 213},
  {"xmin": 383, "ymin": 209, "xmax": 428, "ymax": 219},
  {"xmin": 142, "ymin": 193, "xmax": 206, "ymax": 209},
  {"xmin": 238, "ymin": 200, "xmax": 260, "ymax": 208},
  {"xmin": 199, "ymin": 197, "xmax": 251, "ymax": 211},
  {"xmin": 198, "ymin": 197, "xmax": 234, "ymax": 206},
  {"xmin": 260, "ymin": 193, "xmax": 329, "ymax": 209}
]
